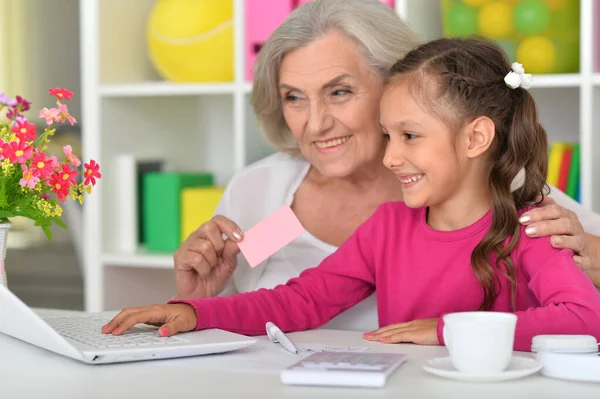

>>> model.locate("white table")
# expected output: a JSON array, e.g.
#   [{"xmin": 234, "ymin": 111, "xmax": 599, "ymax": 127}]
[{"xmin": 0, "ymin": 309, "xmax": 597, "ymax": 399}]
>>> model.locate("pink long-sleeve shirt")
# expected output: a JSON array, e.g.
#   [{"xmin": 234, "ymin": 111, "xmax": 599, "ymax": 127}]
[{"xmin": 172, "ymin": 202, "xmax": 600, "ymax": 351}]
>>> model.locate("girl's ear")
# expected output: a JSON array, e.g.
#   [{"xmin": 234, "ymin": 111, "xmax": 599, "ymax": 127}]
[{"xmin": 464, "ymin": 116, "xmax": 495, "ymax": 159}]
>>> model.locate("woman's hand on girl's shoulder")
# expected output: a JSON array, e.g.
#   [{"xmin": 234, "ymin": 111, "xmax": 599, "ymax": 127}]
[
  {"xmin": 101, "ymin": 303, "xmax": 197, "ymax": 337},
  {"xmin": 519, "ymin": 197, "xmax": 591, "ymax": 267},
  {"xmin": 363, "ymin": 318, "xmax": 440, "ymax": 345}
]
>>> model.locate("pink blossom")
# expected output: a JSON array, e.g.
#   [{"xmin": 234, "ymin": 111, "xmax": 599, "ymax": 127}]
[
  {"xmin": 63, "ymin": 145, "xmax": 81, "ymax": 167},
  {"xmin": 30, "ymin": 152, "xmax": 54, "ymax": 179},
  {"xmin": 48, "ymin": 155, "xmax": 60, "ymax": 169},
  {"xmin": 20, "ymin": 165, "xmax": 40, "ymax": 189},
  {"xmin": 39, "ymin": 107, "xmax": 61, "ymax": 125},
  {"xmin": 58, "ymin": 103, "xmax": 76, "ymax": 125}
]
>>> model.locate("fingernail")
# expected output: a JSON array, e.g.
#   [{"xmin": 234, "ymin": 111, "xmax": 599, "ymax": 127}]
[
  {"xmin": 552, "ymin": 236, "xmax": 563, "ymax": 245},
  {"xmin": 160, "ymin": 328, "xmax": 168, "ymax": 336},
  {"xmin": 363, "ymin": 333, "xmax": 374, "ymax": 338},
  {"xmin": 574, "ymin": 256, "xmax": 582, "ymax": 264},
  {"xmin": 525, "ymin": 226, "xmax": 537, "ymax": 236},
  {"xmin": 380, "ymin": 338, "xmax": 387, "ymax": 343},
  {"xmin": 101, "ymin": 324, "xmax": 108, "ymax": 331},
  {"xmin": 232, "ymin": 231, "xmax": 242, "ymax": 241},
  {"xmin": 519, "ymin": 215, "xmax": 531, "ymax": 224}
]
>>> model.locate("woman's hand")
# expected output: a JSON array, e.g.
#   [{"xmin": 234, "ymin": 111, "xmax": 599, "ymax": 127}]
[
  {"xmin": 519, "ymin": 197, "xmax": 597, "ymax": 274},
  {"xmin": 363, "ymin": 318, "xmax": 440, "ymax": 345},
  {"xmin": 101, "ymin": 304, "xmax": 197, "ymax": 337},
  {"xmin": 174, "ymin": 215, "xmax": 243, "ymax": 299}
]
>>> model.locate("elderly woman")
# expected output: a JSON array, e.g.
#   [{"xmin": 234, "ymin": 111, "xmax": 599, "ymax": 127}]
[{"xmin": 173, "ymin": 0, "xmax": 600, "ymax": 332}]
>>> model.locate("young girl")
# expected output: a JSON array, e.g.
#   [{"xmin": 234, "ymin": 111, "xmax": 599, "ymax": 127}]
[{"xmin": 104, "ymin": 37, "xmax": 600, "ymax": 351}]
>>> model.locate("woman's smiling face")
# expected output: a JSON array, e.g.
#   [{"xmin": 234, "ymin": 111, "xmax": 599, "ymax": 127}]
[{"xmin": 279, "ymin": 30, "xmax": 387, "ymax": 178}]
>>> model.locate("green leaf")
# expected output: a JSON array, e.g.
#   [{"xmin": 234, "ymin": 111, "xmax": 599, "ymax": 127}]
[
  {"xmin": 0, "ymin": 210, "xmax": 15, "ymax": 219},
  {"xmin": 53, "ymin": 218, "xmax": 67, "ymax": 229},
  {"xmin": 41, "ymin": 225, "xmax": 53, "ymax": 240},
  {"xmin": 0, "ymin": 180, "xmax": 6, "ymax": 207}
]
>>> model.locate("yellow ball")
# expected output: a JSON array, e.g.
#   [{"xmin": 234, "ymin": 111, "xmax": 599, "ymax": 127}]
[
  {"xmin": 544, "ymin": 0, "xmax": 568, "ymax": 12},
  {"xmin": 462, "ymin": 0, "xmax": 491, "ymax": 7},
  {"xmin": 517, "ymin": 36, "xmax": 557, "ymax": 73},
  {"xmin": 478, "ymin": 2, "xmax": 514, "ymax": 39},
  {"xmin": 147, "ymin": 0, "xmax": 233, "ymax": 82}
]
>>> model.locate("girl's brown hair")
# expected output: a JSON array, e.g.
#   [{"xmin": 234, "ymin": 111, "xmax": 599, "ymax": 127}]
[{"xmin": 389, "ymin": 37, "xmax": 549, "ymax": 310}]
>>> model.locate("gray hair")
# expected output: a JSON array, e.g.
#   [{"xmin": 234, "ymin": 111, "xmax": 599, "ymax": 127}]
[{"xmin": 250, "ymin": 0, "xmax": 422, "ymax": 156}]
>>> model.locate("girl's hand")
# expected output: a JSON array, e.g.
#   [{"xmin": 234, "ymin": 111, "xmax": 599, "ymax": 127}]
[
  {"xmin": 101, "ymin": 304, "xmax": 197, "ymax": 337},
  {"xmin": 363, "ymin": 318, "xmax": 440, "ymax": 345},
  {"xmin": 519, "ymin": 197, "xmax": 591, "ymax": 269}
]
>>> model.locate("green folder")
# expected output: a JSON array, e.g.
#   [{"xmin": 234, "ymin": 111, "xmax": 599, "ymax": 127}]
[
  {"xmin": 143, "ymin": 172, "xmax": 214, "ymax": 252},
  {"xmin": 566, "ymin": 143, "xmax": 580, "ymax": 200}
]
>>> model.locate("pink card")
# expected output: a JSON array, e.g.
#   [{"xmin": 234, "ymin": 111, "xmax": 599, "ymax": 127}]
[{"xmin": 237, "ymin": 205, "xmax": 305, "ymax": 267}]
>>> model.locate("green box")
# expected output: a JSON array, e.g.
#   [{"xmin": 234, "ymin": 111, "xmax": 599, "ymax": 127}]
[{"xmin": 143, "ymin": 172, "xmax": 214, "ymax": 252}]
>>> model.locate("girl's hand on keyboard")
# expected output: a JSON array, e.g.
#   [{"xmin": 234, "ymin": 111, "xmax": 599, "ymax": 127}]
[
  {"xmin": 101, "ymin": 304, "xmax": 197, "ymax": 337},
  {"xmin": 363, "ymin": 318, "xmax": 440, "ymax": 346}
]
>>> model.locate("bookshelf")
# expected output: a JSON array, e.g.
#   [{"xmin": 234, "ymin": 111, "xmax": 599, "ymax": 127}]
[{"xmin": 80, "ymin": 0, "xmax": 600, "ymax": 312}]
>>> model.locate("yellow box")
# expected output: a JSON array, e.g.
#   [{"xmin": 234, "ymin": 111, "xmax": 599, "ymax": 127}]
[{"xmin": 180, "ymin": 186, "xmax": 225, "ymax": 242}]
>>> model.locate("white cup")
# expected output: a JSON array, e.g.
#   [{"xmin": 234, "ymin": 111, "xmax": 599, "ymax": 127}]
[{"xmin": 443, "ymin": 311, "xmax": 517, "ymax": 374}]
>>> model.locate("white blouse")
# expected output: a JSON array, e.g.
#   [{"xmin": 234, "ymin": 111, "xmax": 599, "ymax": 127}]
[{"xmin": 216, "ymin": 152, "xmax": 600, "ymax": 332}]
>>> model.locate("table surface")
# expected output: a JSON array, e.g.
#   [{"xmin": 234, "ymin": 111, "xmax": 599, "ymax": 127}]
[{"xmin": 0, "ymin": 308, "xmax": 598, "ymax": 399}]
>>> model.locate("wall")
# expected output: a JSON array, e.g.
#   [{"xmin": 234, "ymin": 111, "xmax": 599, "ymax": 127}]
[{"xmin": 1, "ymin": 0, "xmax": 81, "ymax": 121}]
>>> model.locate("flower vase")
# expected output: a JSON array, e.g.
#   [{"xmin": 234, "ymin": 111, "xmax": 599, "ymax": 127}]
[{"xmin": 0, "ymin": 222, "xmax": 10, "ymax": 288}]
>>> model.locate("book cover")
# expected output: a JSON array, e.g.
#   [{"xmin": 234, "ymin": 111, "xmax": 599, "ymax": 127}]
[{"xmin": 557, "ymin": 145, "xmax": 573, "ymax": 192}]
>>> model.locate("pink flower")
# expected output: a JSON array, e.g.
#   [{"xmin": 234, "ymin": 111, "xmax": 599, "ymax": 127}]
[
  {"xmin": 30, "ymin": 152, "xmax": 54, "ymax": 179},
  {"xmin": 57, "ymin": 103, "xmax": 76, "ymax": 125},
  {"xmin": 49, "ymin": 88, "xmax": 74, "ymax": 102},
  {"xmin": 59, "ymin": 163, "xmax": 78, "ymax": 186},
  {"xmin": 20, "ymin": 165, "xmax": 40, "ymax": 189},
  {"xmin": 48, "ymin": 155, "xmax": 60, "ymax": 169},
  {"xmin": 84, "ymin": 160, "xmax": 102, "ymax": 186},
  {"xmin": 0, "ymin": 140, "xmax": 7, "ymax": 160},
  {"xmin": 11, "ymin": 120, "xmax": 37, "ymax": 142},
  {"xmin": 15, "ymin": 95, "xmax": 30, "ymax": 112},
  {"xmin": 6, "ymin": 107, "xmax": 17, "ymax": 120},
  {"xmin": 5, "ymin": 140, "xmax": 33, "ymax": 164},
  {"xmin": 49, "ymin": 173, "xmax": 69, "ymax": 202},
  {"xmin": 39, "ymin": 107, "xmax": 61, "ymax": 125},
  {"xmin": 63, "ymin": 145, "xmax": 81, "ymax": 167},
  {"xmin": 0, "ymin": 93, "xmax": 9, "ymax": 105}
]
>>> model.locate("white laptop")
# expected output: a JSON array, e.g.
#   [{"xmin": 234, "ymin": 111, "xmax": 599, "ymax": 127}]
[{"xmin": 0, "ymin": 285, "xmax": 256, "ymax": 364}]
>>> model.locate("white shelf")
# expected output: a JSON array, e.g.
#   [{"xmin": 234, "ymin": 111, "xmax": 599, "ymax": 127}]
[
  {"xmin": 103, "ymin": 252, "xmax": 174, "ymax": 269},
  {"xmin": 94, "ymin": 74, "xmax": 585, "ymax": 97},
  {"xmin": 99, "ymin": 82, "xmax": 239, "ymax": 97},
  {"xmin": 592, "ymin": 74, "xmax": 600, "ymax": 85},
  {"xmin": 530, "ymin": 74, "xmax": 581, "ymax": 88}
]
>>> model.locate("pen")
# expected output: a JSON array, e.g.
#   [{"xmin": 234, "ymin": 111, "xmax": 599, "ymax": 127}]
[{"xmin": 266, "ymin": 321, "xmax": 298, "ymax": 354}]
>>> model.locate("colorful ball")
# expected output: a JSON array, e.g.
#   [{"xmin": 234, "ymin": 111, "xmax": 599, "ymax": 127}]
[
  {"xmin": 445, "ymin": 4, "xmax": 479, "ymax": 37},
  {"xmin": 517, "ymin": 36, "xmax": 557, "ymax": 74},
  {"xmin": 550, "ymin": 0, "xmax": 579, "ymax": 31},
  {"xmin": 515, "ymin": 0, "xmax": 551, "ymax": 35},
  {"xmin": 462, "ymin": 0, "xmax": 491, "ymax": 7},
  {"xmin": 497, "ymin": 39, "xmax": 518, "ymax": 62},
  {"xmin": 553, "ymin": 38, "xmax": 579, "ymax": 73},
  {"xmin": 478, "ymin": 2, "xmax": 514, "ymax": 39},
  {"xmin": 147, "ymin": 0, "xmax": 234, "ymax": 82},
  {"xmin": 544, "ymin": 0, "xmax": 568, "ymax": 12}
]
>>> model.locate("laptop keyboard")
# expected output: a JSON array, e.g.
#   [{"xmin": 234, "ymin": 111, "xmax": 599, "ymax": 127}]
[{"xmin": 42, "ymin": 315, "xmax": 189, "ymax": 349}]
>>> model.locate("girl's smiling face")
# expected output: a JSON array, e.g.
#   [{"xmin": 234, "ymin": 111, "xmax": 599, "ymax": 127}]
[{"xmin": 380, "ymin": 81, "xmax": 470, "ymax": 210}]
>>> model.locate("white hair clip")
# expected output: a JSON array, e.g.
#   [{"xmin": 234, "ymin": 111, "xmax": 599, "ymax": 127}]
[{"xmin": 504, "ymin": 62, "xmax": 533, "ymax": 89}]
